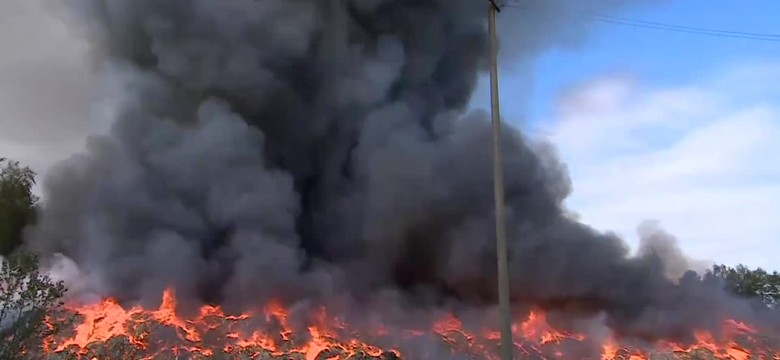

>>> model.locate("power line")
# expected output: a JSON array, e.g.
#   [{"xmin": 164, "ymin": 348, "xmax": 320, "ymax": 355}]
[
  {"xmin": 596, "ymin": 14, "xmax": 780, "ymax": 38},
  {"xmin": 593, "ymin": 16, "xmax": 780, "ymax": 42},
  {"xmin": 501, "ymin": 4, "xmax": 780, "ymax": 42}
]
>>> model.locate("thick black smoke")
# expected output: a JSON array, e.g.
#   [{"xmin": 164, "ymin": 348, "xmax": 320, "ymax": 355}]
[{"xmin": 26, "ymin": 0, "xmax": 777, "ymax": 352}]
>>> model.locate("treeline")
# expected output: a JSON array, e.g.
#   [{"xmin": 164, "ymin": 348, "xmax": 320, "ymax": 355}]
[
  {"xmin": 708, "ymin": 264, "xmax": 780, "ymax": 309},
  {"xmin": 0, "ymin": 157, "xmax": 777, "ymax": 357}
]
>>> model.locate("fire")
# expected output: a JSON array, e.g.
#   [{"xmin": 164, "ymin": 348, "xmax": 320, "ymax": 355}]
[
  {"xmin": 45, "ymin": 289, "xmax": 400, "ymax": 360},
  {"xmin": 40, "ymin": 288, "xmax": 780, "ymax": 359}
]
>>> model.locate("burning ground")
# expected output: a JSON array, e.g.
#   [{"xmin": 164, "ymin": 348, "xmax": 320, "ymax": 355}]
[
  {"xmin": 15, "ymin": 0, "xmax": 780, "ymax": 359},
  {"xmin": 36, "ymin": 288, "xmax": 780, "ymax": 359}
]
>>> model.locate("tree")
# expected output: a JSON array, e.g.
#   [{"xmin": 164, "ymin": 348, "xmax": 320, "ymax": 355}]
[
  {"xmin": 709, "ymin": 264, "xmax": 780, "ymax": 309},
  {"xmin": 0, "ymin": 251, "xmax": 66, "ymax": 359},
  {"xmin": 0, "ymin": 158, "xmax": 38, "ymax": 256}
]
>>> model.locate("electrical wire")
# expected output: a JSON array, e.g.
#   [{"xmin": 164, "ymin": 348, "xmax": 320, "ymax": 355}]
[
  {"xmin": 499, "ymin": 3, "xmax": 780, "ymax": 42},
  {"xmin": 596, "ymin": 14, "xmax": 780, "ymax": 38}
]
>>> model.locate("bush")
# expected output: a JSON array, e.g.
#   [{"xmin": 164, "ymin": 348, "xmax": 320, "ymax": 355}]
[{"xmin": 0, "ymin": 251, "xmax": 66, "ymax": 359}]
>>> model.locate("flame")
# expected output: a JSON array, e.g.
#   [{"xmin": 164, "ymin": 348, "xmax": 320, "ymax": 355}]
[
  {"xmin": 46, "ymin": 289, "xmax": 400, "ymax": 360},
  {"xmin": 42, "ymin": 288, "xmax": 780, "ymax": 359}
]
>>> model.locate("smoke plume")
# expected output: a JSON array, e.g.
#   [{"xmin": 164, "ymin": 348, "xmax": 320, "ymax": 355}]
[{"xmin": 25, "ymin": 0, "xmax": 778, "ymax": 355}]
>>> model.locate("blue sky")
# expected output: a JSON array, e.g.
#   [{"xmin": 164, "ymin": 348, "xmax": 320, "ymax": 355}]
[
  {"xmin": 470, "ymin": 1, "xmax": 780, "ymax": 270},
  {"xmin": 483, "ymin": 0, "xmax": 780, "ymax": 123}
]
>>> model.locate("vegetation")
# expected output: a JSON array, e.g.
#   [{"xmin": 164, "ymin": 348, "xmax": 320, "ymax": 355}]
[
  {"xmin": 0, "ymin": 158, "xmax": 38, "ymax": 256},
  {"xmin": 0, "ymin": 251, "xmax": 66, "ymax": 359},
  {"xmin": 709, "ymin": 264, "xmax": 780, "ymax": 308},
  {"xmin": 0, "ymin": 158, "xmax": 66, "ymax": 358}
]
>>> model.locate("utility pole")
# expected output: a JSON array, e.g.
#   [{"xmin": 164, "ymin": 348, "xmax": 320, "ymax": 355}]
[{"xmin": 487, "ymin": 1, "xmax": 514, "ymax": 360}]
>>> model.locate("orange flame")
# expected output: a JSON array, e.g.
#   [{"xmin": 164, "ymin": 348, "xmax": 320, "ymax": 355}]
[{"xmin": 43, "ymin": 288, "xmax": 780, "ymax": 359}]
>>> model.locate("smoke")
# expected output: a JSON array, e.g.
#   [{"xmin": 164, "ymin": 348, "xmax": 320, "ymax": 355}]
[{"xmin": 24, "ymin": 0, "xmax": 777, "ymax": 354}]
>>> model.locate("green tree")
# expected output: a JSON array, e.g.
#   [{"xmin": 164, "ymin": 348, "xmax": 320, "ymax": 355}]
[
  {"xmin": 709, "ymin": 264, "xmax": 780, "ymax": 308},
  {"xmin": 0, "ymin": 251, "xmax": 66, "ymax": 359},
  {"xmin": 0, "ymin": 158, "xmax": 38, "ymax": 256}
]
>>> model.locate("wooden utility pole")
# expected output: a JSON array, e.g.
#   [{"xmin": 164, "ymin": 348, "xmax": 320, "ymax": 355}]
[{"xmin": 487, "ymin": 1, "xmax": 514, "ymax": 360}]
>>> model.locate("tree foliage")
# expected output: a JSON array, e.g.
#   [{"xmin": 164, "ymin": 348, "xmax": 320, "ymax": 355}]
[
  {"xmin": 0, "ymin": 251, "xmax": 66, "ymax": 359},
  {"xmin": 0, "ymin": 158, "xmax": 38, "ymax": 256},
  {"xmin": 709, "ymin": 264, "xmax": 780, "ymax": 308},
  {"xmin": 0, "ymin": 158, "xmax": 65, "ymax": 358}
]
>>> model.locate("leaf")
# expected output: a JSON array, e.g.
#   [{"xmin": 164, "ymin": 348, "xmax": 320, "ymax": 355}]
[{"xmin": 0, "ymin": 251, "xmax": 66, "ymax": 359}]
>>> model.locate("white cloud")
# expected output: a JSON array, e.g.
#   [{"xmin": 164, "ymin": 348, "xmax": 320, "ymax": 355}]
[{"xmin": 544, "ymin": 65, "xmax": 780, "ymax": 270}]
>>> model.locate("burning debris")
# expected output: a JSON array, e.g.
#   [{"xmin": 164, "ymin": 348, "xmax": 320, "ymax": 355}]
[
  {"xmin": 30, "ymin": 288, "xmax": 780, "ymax": 359},
  {"xmin": 15, "ymin": 0, "xmax": 780, "ymax": 358},
  {"xmin": 44, "ymin": 289, "xmax": 401, "ymax": 360}
]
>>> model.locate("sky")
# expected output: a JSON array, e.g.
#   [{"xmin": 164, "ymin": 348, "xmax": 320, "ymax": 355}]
[
  {"xmin": 0, "ymin": 0, "xmax": 95, "ymax": 173},
  {"xmin": 0, "ymin": 1, "xmax": 778, "ymax": 270},
  {"xmin": 471, "ymin": 0, "xmax": 780, "ymax": 270}
]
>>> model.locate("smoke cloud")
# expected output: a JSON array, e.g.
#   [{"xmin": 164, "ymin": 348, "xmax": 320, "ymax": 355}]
[{"xmin": 25, "ymin": 0, "xmax": 778, "ymax": 355}]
